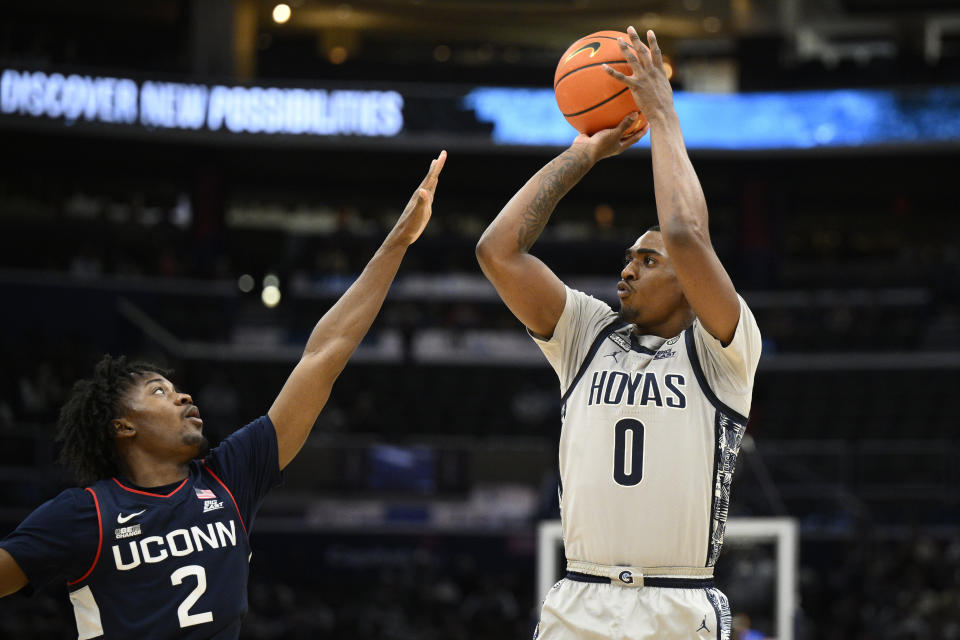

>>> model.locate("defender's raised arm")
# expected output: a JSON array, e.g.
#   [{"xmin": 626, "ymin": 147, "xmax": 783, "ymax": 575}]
[{"xmin": 268, "ymin": 151, "xmax": 446, "ymax": 470}]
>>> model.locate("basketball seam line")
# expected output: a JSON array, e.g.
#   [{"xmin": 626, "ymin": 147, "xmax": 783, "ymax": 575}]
[
  {"xmin": 561, "ymin": 86, "xmax": 630, "ymax": 118},
  {"xmin": 554, "ymin": 59, "xmax": 629, "ymax": 89}
]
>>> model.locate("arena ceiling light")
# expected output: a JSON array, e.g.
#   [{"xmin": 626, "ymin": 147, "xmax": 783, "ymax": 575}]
[
  {"xmin": 272, "ymin": 3, "xmax": 291, "ymax": 24},
  {"xmin": 262, "ymin": 285, "xmax": 281, "ymax": 308}
]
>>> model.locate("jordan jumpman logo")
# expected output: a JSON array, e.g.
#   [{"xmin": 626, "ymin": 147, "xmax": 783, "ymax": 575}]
[{"xmin": 697, "ymin": 615, "xmax": 710, "ymax": 633}]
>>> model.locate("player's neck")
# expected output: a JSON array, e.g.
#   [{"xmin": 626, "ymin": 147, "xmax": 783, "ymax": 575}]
[
  {"xmin": 632, "ymin": 315, "xmax": 693, "ymax": 340},
  {"xmin": 118, "ymin": 456, "xmax": 190, "ymax": 489},
  {"xmin": 621, "ymin": 302, "xmax": 695, "ymax": 339}
]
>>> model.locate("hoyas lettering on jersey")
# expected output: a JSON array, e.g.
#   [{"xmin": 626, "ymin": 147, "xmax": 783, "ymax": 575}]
[
  {"xmin": 587, "ymin": 371, "xmax": 686, "ymax": 408},
  {"xmin": 112, "ymin": 519, "xmax": 238, "ymax": 571}
]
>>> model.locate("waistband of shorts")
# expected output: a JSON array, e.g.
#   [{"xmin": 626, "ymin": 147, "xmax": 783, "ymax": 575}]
[{"xmin": 565, "ymin": 560, "xmax": 714, "ymax": 589}]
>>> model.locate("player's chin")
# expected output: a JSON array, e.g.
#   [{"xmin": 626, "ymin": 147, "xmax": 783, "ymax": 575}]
[
  {"xmin": 183, "ymin": 431, "xmax": 210, "ymax": 457},
  {"xmin": 617, "ymin": 303, "xmax": 639, "ymax": 324}
]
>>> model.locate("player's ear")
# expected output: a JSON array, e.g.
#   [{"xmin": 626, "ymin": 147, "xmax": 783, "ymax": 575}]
[{"xmin": 112, "ymin": 419, "xmax": 136, "ymax": 439}]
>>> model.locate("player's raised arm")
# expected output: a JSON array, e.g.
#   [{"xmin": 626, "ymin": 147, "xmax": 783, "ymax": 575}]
[
  {"xmin": 476, "ymin": 116, "xmax": 647, "ymax": 337},
  {"xmin": 604, "ymin": 27, "xmax": 740, "ymax": 344},
  {"xmin": 268, "ymin": 151, "xmax": 445, "ymax": 470},
  {"xmin": 0, "ymin": 548, "xmax": 28, "ymax": 597}
]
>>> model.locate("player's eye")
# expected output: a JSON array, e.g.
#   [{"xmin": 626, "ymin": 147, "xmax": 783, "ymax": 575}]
[
  {"xmin": 153, "ymin": 387, "xmax": 165, "ymax": 395},
  {"xmin": 644, "ymin": 256, "xmax": 655, "ymax": 266}
]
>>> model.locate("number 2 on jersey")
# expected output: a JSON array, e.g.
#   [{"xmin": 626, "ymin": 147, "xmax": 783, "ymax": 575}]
[
  {"xmin": 613, "ymin": 418, "xmax": 644, "ymax": 486},
  {"xmin": 171, "ymin": 565, "xmax": 214, "ymax": 628}
]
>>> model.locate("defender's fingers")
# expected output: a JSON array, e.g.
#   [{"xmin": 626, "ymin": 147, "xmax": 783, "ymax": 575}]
[
  {"xmin": 433, "ymin": 150, "xmax": 447, "ymax": 174},
  {"xmin": 425, "ymin": 150, "xmax": 447, "ymax": 186},
  {"xmin": 647, "ymin": 30, "xmax": 663, "ymax": 67},
  {"xmin": 415, "ymin": 162, "xmax": 435, "ymax": 193},
  {"xmin": 419, "ymin": 151, "xmax": 446, "ymax": 190}
]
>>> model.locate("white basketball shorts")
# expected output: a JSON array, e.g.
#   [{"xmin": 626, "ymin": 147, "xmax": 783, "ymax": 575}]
[{"xmin": 534, "ymin": 573, "xmax": 731, "ymax": 640}]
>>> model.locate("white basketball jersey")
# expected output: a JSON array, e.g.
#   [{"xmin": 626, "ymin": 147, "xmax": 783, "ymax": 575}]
[{"xmin": 532, "ymin": 286, "xmax": 761, "ymax": 568}]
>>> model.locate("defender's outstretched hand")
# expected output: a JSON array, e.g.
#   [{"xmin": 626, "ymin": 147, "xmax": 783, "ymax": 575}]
[
  {"xmin": 269, "ymin": 150, "xmax": 446, "ymax": 470},
  {"xmin": 391, "ymin": 150, "xmax": 446, "ymax": 246},
  {"xmin": 572, "ymin": 113, "xmax": 650, "ymax": 163},
  {"xmin": 602, "ymin": 27, "xmax": 675, "ymax": 123}
]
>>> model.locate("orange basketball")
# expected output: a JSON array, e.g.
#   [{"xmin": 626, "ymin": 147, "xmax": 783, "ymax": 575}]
[{"xmin": 554, "ymin": 30, "xmax": 646, "ymax": 136}]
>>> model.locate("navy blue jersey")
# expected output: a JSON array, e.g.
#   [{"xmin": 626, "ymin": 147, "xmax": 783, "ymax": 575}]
[{"xmin": 0, "ymin": 415, "xmax": 283, "ymax": 639}]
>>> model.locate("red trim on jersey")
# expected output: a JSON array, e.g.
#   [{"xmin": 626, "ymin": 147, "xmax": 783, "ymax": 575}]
[
  {"xmin": 111, "ymin": 477, "xmax": 188, "ymax": 498},
  {"xmin": 67, "ymin": 488, "xmax": 102, "ymax": 586},
  {"xmin": 202, "ymin": 464, "xmax": 248, "ymax": 538}
]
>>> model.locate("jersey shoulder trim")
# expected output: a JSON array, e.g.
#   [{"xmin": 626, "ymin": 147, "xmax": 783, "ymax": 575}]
[
  {"xmin": 559, "ymin": 319, "xmax": 630, "ymax": 407},
  {"xmin": 202, "ymin": 463, "xmax": 248, "ymax": 538},
  {"xmin": 684, "ymin": 327, "xmax": 749, "ymax": 424},
  {"xmin": 66, "ymin": 488, "xmax": 102, "ymax": 587}
]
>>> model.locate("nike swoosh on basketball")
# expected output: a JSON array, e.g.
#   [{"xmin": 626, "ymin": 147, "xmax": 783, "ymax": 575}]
[
  {"xmin": 117, "ymin": 509, "xmax": 146, "ymax": 524},
  {"xmin": 565, "ymin": 42, "xmax": 601, "ymax": 63}
]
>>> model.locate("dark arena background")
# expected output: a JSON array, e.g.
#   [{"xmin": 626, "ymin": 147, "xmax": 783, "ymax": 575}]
[{"xmin": 1, "ymin": 1, "xmax": 959, "ymax": 639}]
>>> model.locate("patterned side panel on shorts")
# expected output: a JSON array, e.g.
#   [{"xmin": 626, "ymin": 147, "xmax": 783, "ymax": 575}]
[
  {"xmin": 533, "ymin": 579, "xmax": 564, "ymax": 639},
  {"xmin": 705, "ymin": 588, "xmax": 732, "ymax": 640},
  {"xmin": 707, "ymin": 410, "xmax": 746, "ymax": 566}
]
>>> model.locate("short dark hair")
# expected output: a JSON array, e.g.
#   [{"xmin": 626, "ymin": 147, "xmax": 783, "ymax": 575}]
[{"xmin": 55, "ymin": 354, "xmax": 171, "ymax": 486}]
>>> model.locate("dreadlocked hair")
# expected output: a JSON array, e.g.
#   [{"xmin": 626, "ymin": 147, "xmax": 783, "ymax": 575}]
[{"xmin": 55, "ymin": 354, "xmax": 171, "ymax": 486}]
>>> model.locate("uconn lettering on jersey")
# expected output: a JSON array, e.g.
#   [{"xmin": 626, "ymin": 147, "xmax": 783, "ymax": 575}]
[
  {"xmin": 587, "ymin": 370, "xmax": 686, "ymax": 408},
  {"xmin": 112, "ymin": 520, "xmax": 238, "ymax": 571}
]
